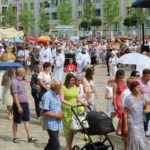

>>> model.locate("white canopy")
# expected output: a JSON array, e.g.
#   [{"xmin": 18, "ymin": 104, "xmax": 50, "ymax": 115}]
[
  {"xmin": 0, "ymin": 27, "xmax": 24, "ymax": 38},
  {"xmin": 117, "ymin": 53, "xmax": 150, "ymax": 65}
]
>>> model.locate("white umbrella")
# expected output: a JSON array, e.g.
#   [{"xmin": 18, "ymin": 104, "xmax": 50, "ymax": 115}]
[{"xmin": 117, "ymin": 53, "xmax": 150, "ymax": 65}]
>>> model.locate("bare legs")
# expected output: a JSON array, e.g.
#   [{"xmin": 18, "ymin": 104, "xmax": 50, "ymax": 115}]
[
  {"xmin": 65, "ymin": 131, "xmax": 74, "ymax": 150},
  {"xmin": 7, "ymin": 105, "xmax": 13, "ymax": 120},
  {"xmin": 12, "ymin": 121, "xmax": 32, "ymax": 139}
]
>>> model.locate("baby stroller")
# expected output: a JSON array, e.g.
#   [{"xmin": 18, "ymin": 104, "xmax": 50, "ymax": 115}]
[{"xmin": 71, "ymin": 105, "xmax": 115, "ymax": 150}]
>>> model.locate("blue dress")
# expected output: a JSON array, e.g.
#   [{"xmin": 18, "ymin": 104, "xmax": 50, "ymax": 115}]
[{"xmin": 125, "ymin": 95, "xmax": 150, "ymax": 150}]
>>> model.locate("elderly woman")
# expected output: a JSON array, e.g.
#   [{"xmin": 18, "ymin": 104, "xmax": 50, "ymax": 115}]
[
  {"xmin": 60, "ymin": 73, "xmax": 84, "ymax": 150},
  {"xmin": 124, "ymin": 81, "xmax": 150, "ymax": 150}
]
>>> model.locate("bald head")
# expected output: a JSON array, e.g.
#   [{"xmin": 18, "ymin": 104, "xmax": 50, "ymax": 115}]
[{"xmin": 16, "ymin": 68, "xmax": 25, "ymax": 77}]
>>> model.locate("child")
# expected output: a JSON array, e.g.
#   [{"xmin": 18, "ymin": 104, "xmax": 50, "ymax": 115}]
[
  {"xmin": 64, "ymin": 58, "xmax": 78, "ymax": 73},
  {"xmin": 105, "ymin": 77, "xmax": 115, "ymax": 120}
]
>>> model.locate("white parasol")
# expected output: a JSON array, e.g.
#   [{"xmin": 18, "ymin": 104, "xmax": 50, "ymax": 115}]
[{"xmin": 117, "ymin": 53, "xmax": 150, "ymax": 65}]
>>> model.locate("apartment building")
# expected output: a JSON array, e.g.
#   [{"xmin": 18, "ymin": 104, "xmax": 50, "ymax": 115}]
[
  {"xmin": 0, "ymin": 0, "xmax": 14, "ymax": 26},
  {"xmin": 9, "ymin": 0, "xmax": 150, "ymax": 36}
]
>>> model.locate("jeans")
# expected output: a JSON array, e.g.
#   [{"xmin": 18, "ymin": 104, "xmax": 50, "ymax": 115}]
[{"xmin": 44, "ymin": 130, "xmax": 60, "ymax": 150}]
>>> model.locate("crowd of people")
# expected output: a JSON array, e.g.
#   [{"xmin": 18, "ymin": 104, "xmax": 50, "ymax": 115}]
[{"xmin": 0, "ymin": 36, "xmax": 150, "ymax": 150}]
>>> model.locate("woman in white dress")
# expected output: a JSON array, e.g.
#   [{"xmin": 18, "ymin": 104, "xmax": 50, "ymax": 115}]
[
  {"xmin": 1, "ymin": 68, "xmax": 14, "ymax": 119},
  {"xmin": 82, "ymin": 66, "xmax": 98, "ymax": 111},
  {"xmin": 105, "ymin": 77, "xmax": 115, "ymax": 120},
  {"xmin": 109, "ymin": 52, "xmax": 118, "ymax": 77}
]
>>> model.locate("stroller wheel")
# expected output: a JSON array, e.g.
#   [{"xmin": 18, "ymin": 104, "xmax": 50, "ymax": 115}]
[{"xmin": 72, "ymin": 145, "xmax": 81, "ymax": 150}]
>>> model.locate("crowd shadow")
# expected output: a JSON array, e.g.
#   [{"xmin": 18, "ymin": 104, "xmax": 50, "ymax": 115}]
[{"xmin": 0, "ymin": 135, "xmax": 12, "ymax": 142}]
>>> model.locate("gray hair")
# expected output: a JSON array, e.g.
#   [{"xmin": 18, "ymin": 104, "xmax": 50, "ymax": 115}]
[{"xmin": 51, "ymin": 79, "xmax": 62, "ymax": 89}]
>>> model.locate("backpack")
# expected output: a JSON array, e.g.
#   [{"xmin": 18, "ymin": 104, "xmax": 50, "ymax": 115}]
[{"xmin": 30, "ymin": 74, "xmax": 41, "ymax": 93}]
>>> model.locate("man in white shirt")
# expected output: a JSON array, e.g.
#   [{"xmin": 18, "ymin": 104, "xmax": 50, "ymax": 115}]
[
  {"xmin": 76, "ymin": 47, "xmax": 91, "ymax": 74},
  {"xmin": 52, "ymin": 47, "xmax": 65, "ymax": 81},
  {"xmin": 39, "ymin": 43, "xmax": 53, "ymax": 65}
]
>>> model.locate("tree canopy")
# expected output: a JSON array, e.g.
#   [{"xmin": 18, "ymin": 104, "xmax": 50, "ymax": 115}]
[
  {"xmin": 91, "ymin": 18, "xmax": 102, "ymax": 26},
  {"xmin": 103, "ymin": 0, "xmax": 121, "ymax": 26},
  {"xmin": 2, "ymin": 4, "xmax": 16, "ymax": 27},
  {"xmin": 132, "ymin": 8, "xmax": 149, "ymax": 25},
  {"xmin": 57, "ymin": 0, "xmax": 72, "ymax": 25},
  {"xmin": 123, "ymin": 16, "xmax": 137, "ymax": 27},
  {"xmin": 83, "ymin": 0, "xmax": 95, "ymax": 21},
  {"xmin": 19, "ymin": 8, "xmax": 35, "ymax": 33},
  {"xmin": 38, "ymin": 8, "xmax": 50, "ymax": 32}
]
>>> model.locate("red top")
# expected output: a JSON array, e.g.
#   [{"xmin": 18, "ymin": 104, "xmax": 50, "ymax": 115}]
[{"xmin": 64, "ymin": 64, "xmax": 78, "ymax": 73}]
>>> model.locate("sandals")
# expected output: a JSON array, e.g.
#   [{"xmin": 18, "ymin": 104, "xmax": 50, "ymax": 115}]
[
  {"xmin": 13, "ymin": 138, "xmax": 19, "ymax": 143},
  {"xmin": 28, "ymin": 137, "xmax": 37, "ymax": 143}
]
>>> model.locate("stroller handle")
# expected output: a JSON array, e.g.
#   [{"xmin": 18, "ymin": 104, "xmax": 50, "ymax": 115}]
[{"xmin": 71, "ymin": 104, "xmax": 91, "ymax": 111}]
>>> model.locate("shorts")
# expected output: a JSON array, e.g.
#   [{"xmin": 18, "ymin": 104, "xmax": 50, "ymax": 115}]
[{"xmin": 13, "ymin": 102, "xmax": 30, "ymax": 123}]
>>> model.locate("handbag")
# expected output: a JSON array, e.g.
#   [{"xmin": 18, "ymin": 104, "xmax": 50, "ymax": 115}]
[{"xmin": 70, "ymin": 112, "xmax": 89, "ymax": 131}]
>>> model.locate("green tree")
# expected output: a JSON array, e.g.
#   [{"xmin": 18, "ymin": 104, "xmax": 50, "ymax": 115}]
[
  {"xmin": 57, "ymin": 0, "xmax": 72, "ymax": 25},
  {"xmin": 2, "ymin": 4, "xmax": 16, "ymax": 27},
  {"xmin": 80, "ymin": 20, "xmax": 91, "ymax": 30},
  {"xmin": 132, "ymin": 8, "xmax": 149, "ymax": 25},
  {"xmin": 123, "ymin": 16, "xmax": 137, "ymax": 27},
  {"xmin": 19, "ymin": 8, "xmax": 35, "ymax": 33},
  {"xmin": 38, "ymin": 8, "xmax": 50, "ymax": 32},
  {"xmin": 91, "ymin": 18, "xmax": 102, "ymax": 27},
  {"xmin": 103, "ymin": 0, "xmax": 121, "ymax": 30},
  {"xmin": 83, "ymin": 0, "xmax": 95, "ymax": 21}
]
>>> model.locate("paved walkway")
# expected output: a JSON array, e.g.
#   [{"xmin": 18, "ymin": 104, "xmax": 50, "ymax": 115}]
[{"xmin": 0, "ymin": 64, "xmax": 149, "ymax": 150}]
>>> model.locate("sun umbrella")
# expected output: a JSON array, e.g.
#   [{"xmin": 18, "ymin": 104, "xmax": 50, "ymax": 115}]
[
  {"xmin": 8, "ymin": 37, "xmax": 23, "ymax": 43},
  {"xmin": 25, "ymin": 34, "xmax": 36, "ymax": 41},
  {"xmin": 117, "ymin": 53, "xmax": 150, "ymax": 65},
  {"xmin": 35, "ymin": 36, "xmax": 51, "ymax": 43},
  {"xmin": 0, "ymin": 62, "xmax": 23, "ymax": 70},
  {"xmin": 131, "ymin": 0, "xmax": 150, "ymax": 46},
  {"xmin": 37, "ymin": 36, "xmax": 51, "ymax": 41},
  {"xmin": 132, "ymin": 0, "xmax": 150, "ymax": 8},
  {"xmin": 115, "ymin": 35, "xmax": 130, "ymax": 40}
]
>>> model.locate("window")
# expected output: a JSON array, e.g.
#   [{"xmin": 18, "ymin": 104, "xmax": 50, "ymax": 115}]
[
  {"xmin": 68, "ymin": 0, "xmax": 72, "ymax": 4},
  {"xmin": 2, "ymin": 6, "xmax": 7, "ymax": 14},
  {"xmin": 31, "ymin": 2, "xmax": 34, "ymax": 9},
  {"xmin": 78, "ymin": 0, "xmax": 83, "ymax": 5},
  {"xmin": 95, "ymin": 9, "xmax": 100, "ymax": 16},
  {"xmin": 114, "ymin": 23, "xmax": 119, "ymax": 30},
  {"xmin": 24, "ymin": 3, "xmax": 28, "ymax": 9},
  {"xmin": 126, "ymin": 7, "xmax": 132, "ymax": 15},
  {"xmin": 51, "ymin": 0, "xmax": 58, "ymax": 6},
  {"xmin": 147, "ymin": 20, "xmax": 150, "ymax": 28},
  {"xmin": 51, "ymin": 12, "xmax": 57, "ymax": 20},
  {"xmin": 40, "ymin": 2, "xmax": 43, "ymax": 8},
  {"xmin": 45, "ymin": 1, "xmax": 50, "ymax": 8},
  {"xmin": 19, "ymin": 4, "xmax": 22, "ymax": 11},
  {"xmin": 93, "ymin": 0, "xmax": 100, "ymax": 3},
  {"xmin": 78, "ymin": 11, "xmax": 82, "ymax": 18}
]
